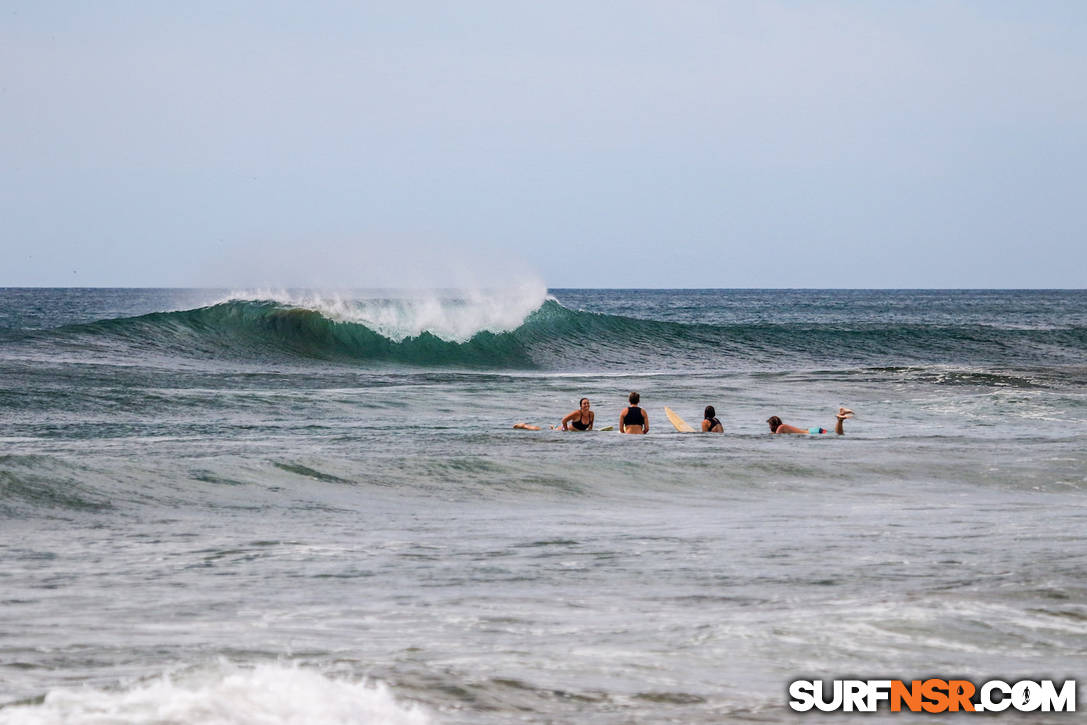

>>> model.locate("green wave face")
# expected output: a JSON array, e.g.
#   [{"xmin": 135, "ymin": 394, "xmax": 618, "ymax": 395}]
[
  {"xmin": 27, "ymin": 298, "xmax": 1087, "ymax": 370},
  {"xmin": 59, "ymin": 300, "xmax": 543, "ymax": 367}
]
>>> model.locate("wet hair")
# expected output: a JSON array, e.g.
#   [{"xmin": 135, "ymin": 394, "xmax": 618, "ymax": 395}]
[
  {"xmin": 579, "ymin": 397, "xmax": 589, "ymax": 407},
  {"xmin": 767, "ymin": 416, "xmax": 783, "ymax": 433},
  {"xmin": 704, "ymin": 405, "xmax": 716, "ymax": 420},
  {"xmin": 628, "ymin": 391, "xmax": 640, "ymax": 405}
]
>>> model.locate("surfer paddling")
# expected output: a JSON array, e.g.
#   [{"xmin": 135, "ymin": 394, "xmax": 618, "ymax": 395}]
[
  {"xmin": 560, "ymin": 398, "xmax": 595, "ymax": 431},
  {"xmin": 767, "ymin": 407, "xmax": 854, "ymax": 436},
  {"xmin": 619, "ymin": 392, "xmax": 649, "ymax": 434}
]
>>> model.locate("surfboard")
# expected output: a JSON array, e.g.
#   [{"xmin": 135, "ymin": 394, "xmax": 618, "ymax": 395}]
[
  {"xmin": 597, "ymin": 426, "xmax": 614, "ymax": 432},
  {"xmin": 664, "ymin": 407, "xmax": 696, "ymax": 433}
]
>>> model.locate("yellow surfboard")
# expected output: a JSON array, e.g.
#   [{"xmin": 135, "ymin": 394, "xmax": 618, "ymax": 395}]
[{"xmin": 664, "ymin": 407, "xmax": 696, "ymax": 433}]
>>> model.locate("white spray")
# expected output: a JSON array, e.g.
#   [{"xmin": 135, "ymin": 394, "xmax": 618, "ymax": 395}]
[
  {"xmin": 0, "ymin": 661, "xmax": 433, "ymax": 725},
  {"xmin": 217, "ymin": 279, "xmax": 551, "ymax": 343}
]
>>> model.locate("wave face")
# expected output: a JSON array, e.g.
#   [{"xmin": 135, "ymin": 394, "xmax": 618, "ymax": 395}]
[
  {"xmin": 6, "ymin": 290, "xmax": 1087, "ymax": 370},
  {"xmin": 65, "ymin": 299, "xmax": 544, "ymax": 367}
]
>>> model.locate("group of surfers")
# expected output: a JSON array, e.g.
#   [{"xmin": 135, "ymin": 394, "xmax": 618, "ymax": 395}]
[{"xmin": 515, "ymin": 392, "xmax": 855, "ymax": 435}]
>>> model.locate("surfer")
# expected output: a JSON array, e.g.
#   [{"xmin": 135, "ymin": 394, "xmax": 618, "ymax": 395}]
[
  {"xmin": 560, "ymin": 398, "xmax": 595, "ymax": 431},
  {"xmin": 701, "ymin": 406, "xmax": 723, "ymax": 433},
  {"xmin": 619, "ymin": 392, "xmax": 649, "ymax": 434},
  {"xmin": 767, "ymin": 407, "xmax": 854, "ymax": 435}
]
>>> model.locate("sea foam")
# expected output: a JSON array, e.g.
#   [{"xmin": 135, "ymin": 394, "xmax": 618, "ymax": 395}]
[
  {"xmin": 218, "ymin": 281, "xmax": 550, "ymax": 343},
  {"xmin": 0, "ymin": 662, "xmax": 433, "ymax": 725}
]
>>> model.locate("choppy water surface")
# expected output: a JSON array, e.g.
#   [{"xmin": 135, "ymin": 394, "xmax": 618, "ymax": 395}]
[{"xmin": 1, "ymin": 288, "xmax": 1085, "ymax": 723}]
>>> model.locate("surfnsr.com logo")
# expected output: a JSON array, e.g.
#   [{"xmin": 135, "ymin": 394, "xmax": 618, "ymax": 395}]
[{"xmin": 789, "ymin": 679, "xmax": 1077, "ymax": 713}]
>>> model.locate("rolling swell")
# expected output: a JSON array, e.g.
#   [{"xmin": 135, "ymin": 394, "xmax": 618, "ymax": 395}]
[
  {"xmin": 0, "ymin": 455, "xmax": 114, "ymax": 516},
  {"xmin": 17, "ymin": 299, "xmax": 1087, "ymax": 370},
  {"xmin": 47, "ymin": 300, "xmax": 538, "ymax": 367}
]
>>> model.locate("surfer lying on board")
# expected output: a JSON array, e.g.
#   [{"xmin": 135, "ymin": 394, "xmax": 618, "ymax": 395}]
[
  {"xmin": 702, "ymin": 406, "xmax": 723, "ymax": 433},
  {"xmin": 560, "ymin": 398, "xmax": 595, "ymax": 431},
  {"xmin": 767, "ymin": 407, "xmax": 854, "ymax": 435},
  {"xmin": 619, "ymin": 392, "xmax": 649, "ymax": 434},
  {"xmin": 513, "ymin": 397, "xmax": 596, "ymax": 431}
]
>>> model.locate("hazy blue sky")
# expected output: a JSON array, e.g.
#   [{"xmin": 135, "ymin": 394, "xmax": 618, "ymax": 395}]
[{"xmin": 2, "ymin": 1, "xmax": 1084, "ymax": 288}]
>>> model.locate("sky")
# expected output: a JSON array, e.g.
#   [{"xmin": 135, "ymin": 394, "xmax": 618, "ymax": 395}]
[{"xmin": 1, "ymin": 0, "xmax": 1085, "ymax": 288}]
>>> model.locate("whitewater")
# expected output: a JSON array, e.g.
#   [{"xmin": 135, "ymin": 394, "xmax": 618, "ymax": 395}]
[{"xmin": 1, "ymin": 288, "xmax": 1085, "ymax": 724}]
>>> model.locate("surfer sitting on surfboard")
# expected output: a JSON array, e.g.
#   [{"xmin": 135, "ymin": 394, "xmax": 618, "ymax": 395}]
[
  {"xmin": 702, "ymin": 406, "xmax": 723, "ymax": 433},
  {"xmin": 560, "ymin": 398, "xmax": 595, "ymax": 431},
  {"xmin": 767, "ymin": 407, "xmax": 854, "ymax": 436},
  {"xmin": 619, "ymin": 392, "xmax": 649, "ymax": 434}
]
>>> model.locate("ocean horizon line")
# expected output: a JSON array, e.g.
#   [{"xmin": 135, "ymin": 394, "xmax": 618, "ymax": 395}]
[{"xmin": 0, "ymin": 285, "xmax": 1084, "ymax": 292}]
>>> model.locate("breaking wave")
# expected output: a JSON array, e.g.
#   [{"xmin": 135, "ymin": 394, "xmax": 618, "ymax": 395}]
[
  {"xmin": 0, "ymin": 661, "xmax": 431, "ymax": 725},
  {"xmin": 12, "ymin": 293, "xmax": 1087, "ymax": 370}
]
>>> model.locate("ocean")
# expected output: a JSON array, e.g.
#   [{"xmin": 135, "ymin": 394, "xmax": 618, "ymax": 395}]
[{"xmin": 0, "ymin": 287, "xmax": 1084, "ymax": 723}]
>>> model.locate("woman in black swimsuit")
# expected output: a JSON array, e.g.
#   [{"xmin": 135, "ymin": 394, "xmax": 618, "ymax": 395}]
[
  {"xmin": 619, "ymin": 391, "xmax": 649, "ymax": 434},
  {"xmin": 701, "ymin": 405, "xmax": 723, "ymax": 433},
  {"xmin": 561, "ymin": 398, "xmax": 595, "ymax": 431}
]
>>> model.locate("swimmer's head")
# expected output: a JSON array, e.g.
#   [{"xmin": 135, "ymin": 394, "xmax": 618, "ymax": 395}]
[
  {"xmin": 579, "ymin": 397, "xmax": 590, "ymax": 410},
  {"xmin": 766, "ymin": 416, "xmax": 782, "ymax": 433},
  {"xmin": 628, "ymin": 391, "xmax": 640, "ymax": 405},
  {"xmin": 704, "ymin": 405, "xmax": 715, "ymax": 420}
]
